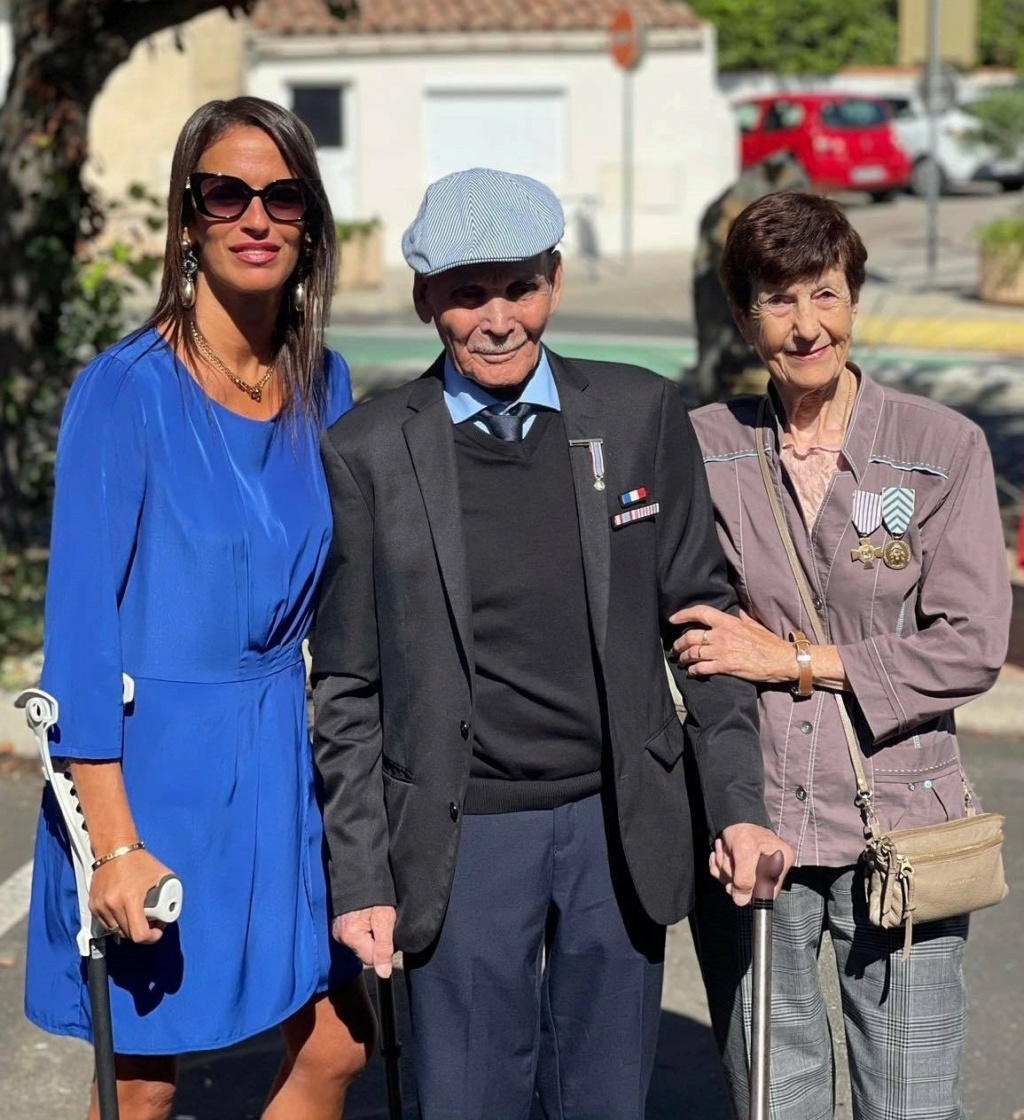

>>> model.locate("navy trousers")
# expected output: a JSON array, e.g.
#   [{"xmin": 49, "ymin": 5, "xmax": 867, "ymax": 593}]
[{"xmin": 404, "ymin": 792, "xmax": 665, "ymax": 1120}]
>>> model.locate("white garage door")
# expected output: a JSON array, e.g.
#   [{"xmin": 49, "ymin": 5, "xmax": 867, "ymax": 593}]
[{"xmin": 426, "ymin": 89, "xmax": 565, "ymax": 185}]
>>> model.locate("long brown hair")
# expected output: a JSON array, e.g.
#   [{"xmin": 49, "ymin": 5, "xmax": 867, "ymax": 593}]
[{"xmin": 147, "ymin": 97, "xmax": 337, "ymax": 421}]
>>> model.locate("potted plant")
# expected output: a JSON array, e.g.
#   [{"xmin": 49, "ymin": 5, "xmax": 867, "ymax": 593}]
[
  {"xmin": 973, "ymin": 87, "xmax": 1024, "ymax": 305},
  {"xmin": 334, "ymin": 218, "xmax": 383, "ymax": 291},
  {"xmin": 978, "ymin": 210, "xmax": 1024, "ymax": 305}
]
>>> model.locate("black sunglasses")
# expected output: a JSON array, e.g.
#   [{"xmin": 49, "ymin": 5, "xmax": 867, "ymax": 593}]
[{"xmin": 187, "ymin": 173, "xmax": 315, "ymax": 222}]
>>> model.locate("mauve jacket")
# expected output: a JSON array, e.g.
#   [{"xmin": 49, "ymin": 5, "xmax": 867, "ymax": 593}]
[{"xmin": 691, "ymin": 370, "xmax": 1011, "ymax": 866}]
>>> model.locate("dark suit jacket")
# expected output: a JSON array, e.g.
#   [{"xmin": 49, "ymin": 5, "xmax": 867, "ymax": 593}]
[{"xmin": 312, "ymin": 350, "xmax": 769, "ymax": 953}]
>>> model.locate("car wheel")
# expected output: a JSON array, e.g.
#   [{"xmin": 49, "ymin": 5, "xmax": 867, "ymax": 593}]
[
  {"xmin": 998, "ymin": 178, "xmax": 1024, "ymax": 192},
  {"xmin": 869, "ymin": 189, "xmax": 897, "ymax": 204},
  {"xmin": 910, "ymin": 157, "xmax": 947, "ymax": 197}
]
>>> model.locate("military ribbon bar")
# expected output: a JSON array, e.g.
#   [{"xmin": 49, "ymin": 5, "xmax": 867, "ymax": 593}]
[
  {"xmin": 611, "ymin": 502, "xmax": 660, "ymax": 529},
  {"xmin": 619, "ymin": 487, "xmax": 648, "ymax": 507}
]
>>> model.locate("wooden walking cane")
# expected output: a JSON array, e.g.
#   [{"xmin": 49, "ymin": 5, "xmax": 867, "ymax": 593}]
[
  {"xmin": 749, "ymin": 850, "xmax": 785, "ymax": 1120},
  {"xmin": 17, "ymin": 682, "xmax": 183, "ymax": 1120},
  {"xmin": 376, "ymin": 973, "xmax": 404, "ymax": 1120}
]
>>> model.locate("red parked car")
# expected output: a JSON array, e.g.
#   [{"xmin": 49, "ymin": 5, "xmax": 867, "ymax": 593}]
[{"xmin": 733, "ymin": 93, "xmax": 912, "ymax": 200}]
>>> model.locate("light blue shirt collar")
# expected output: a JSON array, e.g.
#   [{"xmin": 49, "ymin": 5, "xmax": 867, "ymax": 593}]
[{"xmin": 442, "ymin": 348, "xmax": 561, "ymax": 424}]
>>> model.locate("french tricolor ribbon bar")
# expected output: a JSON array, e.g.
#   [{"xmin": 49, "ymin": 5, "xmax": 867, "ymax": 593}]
[
  {"xmin": 619, "ymin": 487, "xmax": 648, "ymax": 507},
  {"xmin": 611, "ymin": 501, "xmax": 660, "ymax": 529}
]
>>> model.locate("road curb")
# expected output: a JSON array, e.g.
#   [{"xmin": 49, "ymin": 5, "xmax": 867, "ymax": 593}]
[{"xmin": 858, "ymin": 316, "xmax": 1024, "ymax": 354}]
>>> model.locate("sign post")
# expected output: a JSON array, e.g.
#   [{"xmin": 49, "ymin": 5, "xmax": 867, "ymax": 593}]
[{"xmin": 609, "ymin": 7, "xmax": 645, "ymax": 266}]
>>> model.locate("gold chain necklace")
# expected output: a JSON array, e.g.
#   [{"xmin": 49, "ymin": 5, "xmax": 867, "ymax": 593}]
[{"xmin": 190, "ymin": 322, "xmax": 276, "ymax": 403}]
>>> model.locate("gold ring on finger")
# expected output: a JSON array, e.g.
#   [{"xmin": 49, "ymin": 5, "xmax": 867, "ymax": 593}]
[{"xmin": 701, "ymin": 630, "xmax": 710, "ymax": 647}]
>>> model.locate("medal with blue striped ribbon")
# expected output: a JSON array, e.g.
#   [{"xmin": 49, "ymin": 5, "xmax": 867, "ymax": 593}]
[
  {"xmin": 568, "ymin": 438, "xmax": 606, "ymax": 490},
  {"xmin": 850, "ymin": 490, "xmax": 883, "ymax": 568},
  {"xmin": 880, "ymin": 486, "xmax": 915, "ymax": 570}
]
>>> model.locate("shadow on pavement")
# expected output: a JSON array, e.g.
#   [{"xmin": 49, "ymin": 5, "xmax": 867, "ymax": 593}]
[{"xmin": 172, "ymin": 971, "xmax": 733, "ymax": 1119}]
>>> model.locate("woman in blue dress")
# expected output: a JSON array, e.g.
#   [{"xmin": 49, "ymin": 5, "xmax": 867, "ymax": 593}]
[{"xmin": 25, "ymin": 97, "xmax": 374, "ymax": 1120}]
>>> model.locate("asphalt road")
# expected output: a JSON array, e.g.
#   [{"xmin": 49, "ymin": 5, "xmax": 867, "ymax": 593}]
[{"xmin": 1, "ymin": 723, "xmax": 1021, "ymax": 1119}]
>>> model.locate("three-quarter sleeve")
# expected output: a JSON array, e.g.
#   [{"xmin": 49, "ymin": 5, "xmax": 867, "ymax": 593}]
[
  {"xmin": 41, "ymin": 356, "xmax": 147, "ymax": 760},
  {"xmin": 323, "ymin": 349, "xmax": 355, "ymax": 429},
  {"xmin": 839, "ymin": 425, "xmax": 1011, "ymax": 742}
]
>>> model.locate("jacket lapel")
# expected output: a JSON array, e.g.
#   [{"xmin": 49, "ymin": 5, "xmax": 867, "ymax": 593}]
[
  {"xmin": 549, "ymin": 352, "xmax": 611, "ymax": 665},
  {"xmin": 403, "ymin": 359, "xmax": 475, "ymax": 674}
]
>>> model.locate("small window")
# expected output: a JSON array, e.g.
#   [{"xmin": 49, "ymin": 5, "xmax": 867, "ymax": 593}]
[
  {"xmin": 292, "ymin": 87, "xmax": 344, "ymax": 148},
  {"xmin": 884, "ymin": 97, "xmax": 914, "ymax": 120},
  {"xmin": 820, "ymin": 99, "xmax": 887, "ymax": 129},
  {"xmin": 763, "ymin": 102, "xmax": 805, "ymax": 131},
  {"xmin": 733, "ymin": 102, "xmax": 762, "ymax": 134}
]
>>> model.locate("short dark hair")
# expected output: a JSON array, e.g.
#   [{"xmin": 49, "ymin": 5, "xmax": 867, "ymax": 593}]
[
  {"xmin": 147, "ymin": 97, "xmax": 337, "ymax": 421},
  {"xmin": 719, "ymin": 192, "xmax": 867, "ymax": 310}
]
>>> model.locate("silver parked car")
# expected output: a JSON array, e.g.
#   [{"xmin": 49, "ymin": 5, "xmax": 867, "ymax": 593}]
[{"xmin": 884, "ymin": 93, "xmax": 1024, "ymax": 195}]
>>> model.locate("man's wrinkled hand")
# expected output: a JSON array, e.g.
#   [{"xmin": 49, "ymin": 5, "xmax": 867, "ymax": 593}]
[
  {"xmin": 711, "ymin": 824, "xmax": 795, "ymax": 907},
  {"xmin": 334, "ymin": 905, "xmax": 396, "ymax": 978}
]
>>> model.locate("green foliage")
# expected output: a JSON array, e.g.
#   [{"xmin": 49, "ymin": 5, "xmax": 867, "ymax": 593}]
[
  {"xmin": 978, "ymin": 213, "xmax": 1024, "ymax": 251},
  {"xmin": 978, "ymin": 0, "xmax": 1024, "ymax": 72},
  {"xmin": 967, "ymin": 87, "xmax": 1024, "ymax": 160},
  {"xmin": 686, "ymin": 0, "xmax": 898, "ymax": 73},
  {"xmin": 0, "ymin": 548, "xmax": 47, "ymax": 659},
  {"xmin": 58, "ymin": 182, "xmax": 164, "ymax": 368},
  {"xmin": 335, "ymin": 217, "xmax": 381, "ymax": 243}
]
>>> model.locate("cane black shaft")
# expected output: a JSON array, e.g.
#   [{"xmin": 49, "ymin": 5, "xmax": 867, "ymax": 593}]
[
  {"xmin": 88, "ymin": 942, "xmax": 120, "ymax": 1120},
  {"xmin": 376, "ymin": 974, "xmax": 403, "ymax": 1120}
]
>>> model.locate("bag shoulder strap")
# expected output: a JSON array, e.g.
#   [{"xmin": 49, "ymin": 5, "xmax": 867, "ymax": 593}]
[{"xmin": 754, "ymin": 399, "xmax": 883, "ymax": 838}]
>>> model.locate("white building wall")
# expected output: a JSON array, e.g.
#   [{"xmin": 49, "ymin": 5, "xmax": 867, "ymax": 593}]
[{"xmin": 248, "ymin": 32, "xmax": 737, "ymax": 267}]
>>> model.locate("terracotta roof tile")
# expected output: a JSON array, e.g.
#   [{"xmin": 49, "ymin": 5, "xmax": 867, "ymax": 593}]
[{"xmin": 252, "ymin": 0, "xmax": 703, "ymax": 36}]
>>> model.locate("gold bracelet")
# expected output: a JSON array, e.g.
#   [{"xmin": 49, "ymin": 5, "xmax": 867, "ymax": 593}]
[
  {"xmin": 91, "ymin": 841, "xmax": 146, "ymax": 871},
  {"xmin": 789, "ymin": 629, "xmax": 813, "ymax": 699}
]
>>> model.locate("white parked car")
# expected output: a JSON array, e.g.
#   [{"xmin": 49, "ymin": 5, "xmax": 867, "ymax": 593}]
[{"xmin": 883, "ymin": 94, "xmax": 1024, "ymax": 195}]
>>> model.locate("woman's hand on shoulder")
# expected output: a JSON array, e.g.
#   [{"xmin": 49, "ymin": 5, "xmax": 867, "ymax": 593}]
[
  {"xmin": 670, "ymin": 605, "xmax": 795, "ymax": 685},
  {"xmin": 89, "ymin": 848, "xmax": 176, "ymax": 945}
]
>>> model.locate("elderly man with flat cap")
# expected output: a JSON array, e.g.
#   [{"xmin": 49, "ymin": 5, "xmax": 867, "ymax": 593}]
[{"xmin": 312, "ymin": 167, "xmax": 792, "ymax": 1119}]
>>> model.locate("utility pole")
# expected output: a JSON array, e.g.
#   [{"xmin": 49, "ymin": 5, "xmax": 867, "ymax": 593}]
[{"xmin": 925, "ymin": 0, "xmax": 941, "ymax": 289}]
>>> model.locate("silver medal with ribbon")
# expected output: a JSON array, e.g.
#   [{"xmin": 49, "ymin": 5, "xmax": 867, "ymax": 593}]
[{"xmin": 880, "ymin": 486, "xmax": 915, "ymax": 570}]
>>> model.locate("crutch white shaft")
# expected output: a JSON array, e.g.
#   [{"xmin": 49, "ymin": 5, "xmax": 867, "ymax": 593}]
[{"xmin": 16, "ymin": 683, "xmax": 183, "ymax": 1120}]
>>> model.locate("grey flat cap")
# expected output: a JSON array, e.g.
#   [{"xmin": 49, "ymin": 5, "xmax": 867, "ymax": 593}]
[{"xmin": 402, "ymin": 167, "xmax": 565, "ymax": 276}]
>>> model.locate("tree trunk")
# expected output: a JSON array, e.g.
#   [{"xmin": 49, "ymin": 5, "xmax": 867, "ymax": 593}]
[{"xmin": 0, "ymin": 0, "xmax": 253, "ymax": 549}]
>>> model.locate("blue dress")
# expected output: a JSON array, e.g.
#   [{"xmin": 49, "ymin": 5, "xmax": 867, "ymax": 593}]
[{"xmin": 24, "ymin": 328, "xmax": 361, "ymax": 1055}]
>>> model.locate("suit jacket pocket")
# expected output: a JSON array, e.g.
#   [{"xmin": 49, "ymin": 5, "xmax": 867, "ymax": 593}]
[
  {"xmin": 381, "ymin": 757, "xmax": 414, "ymax": 784},
  {"xmin": 644, "ymin": 712, "xmax": 685, "ymax": 771}
]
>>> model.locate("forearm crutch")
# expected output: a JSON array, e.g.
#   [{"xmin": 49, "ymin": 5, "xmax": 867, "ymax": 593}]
[
  {"xmin": 376, "ymin": 973, "xmax": 403, "ymax": 1120},
  {"xmin": 749, "ymin": 850, "xmax": 785, "ymax": 1120},
  {"xmin": 16, "ymin": 681, "xmax": 183, "ymax": 1120}
]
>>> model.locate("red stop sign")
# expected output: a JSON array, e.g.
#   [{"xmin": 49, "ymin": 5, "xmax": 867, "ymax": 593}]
[{"xmin": 609, "ymin": 7, "xmax": 644, "ymax": 70}]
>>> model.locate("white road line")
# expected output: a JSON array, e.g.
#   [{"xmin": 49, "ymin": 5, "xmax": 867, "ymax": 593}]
[{"xmin": 0, "ymin": 860, "xmax": 33, "ymax": 941}]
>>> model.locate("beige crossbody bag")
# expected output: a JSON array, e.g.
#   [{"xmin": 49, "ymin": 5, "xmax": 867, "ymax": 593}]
[{"xmin": 755, "ymin": 404, "xmax": 1008, "ymax": 960}]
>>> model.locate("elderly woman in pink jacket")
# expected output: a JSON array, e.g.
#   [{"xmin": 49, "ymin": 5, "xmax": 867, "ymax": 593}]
[{"xmin": 674, "ymin": 191, "xmax": 1010, "ymax": 1120}]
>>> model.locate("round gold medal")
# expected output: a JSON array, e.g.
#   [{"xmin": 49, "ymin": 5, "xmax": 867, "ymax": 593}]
[{"xmin": 882, "ymin": 539, "xmax": 912, "ymax": 570}]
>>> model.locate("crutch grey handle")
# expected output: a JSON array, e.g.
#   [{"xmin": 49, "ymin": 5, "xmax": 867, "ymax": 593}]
[
  {"xmin": 143, "ymin": 874, "xmax": 184, "ymax": 925},
  {"xmin": 753, "ymin": 850, "xmax": 786, "ymax": 904}
]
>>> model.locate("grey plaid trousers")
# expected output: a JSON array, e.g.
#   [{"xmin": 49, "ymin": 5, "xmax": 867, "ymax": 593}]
[{"xmin": 691, "ymin": 865, "xmax": 969, "ymax": 1120}]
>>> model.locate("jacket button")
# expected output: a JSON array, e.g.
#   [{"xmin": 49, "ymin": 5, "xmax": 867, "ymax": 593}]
[
  {"xmin": 795, "ymin": 786, "xmax": 808, "ymax": 801},
  {"xmin": 459, "ymin": 721, "xmax": 470, "ymax": 740},
  {"xmin": 812, "ymin": 596, "xmax": 824, "ymax": 612},
  {"xmin": 799, "ymin": 721, "xmax": 813, "ymax": 735},
  {"xmin": 449, "ymin": 801, "xmax": 460, "ymax": 821}
]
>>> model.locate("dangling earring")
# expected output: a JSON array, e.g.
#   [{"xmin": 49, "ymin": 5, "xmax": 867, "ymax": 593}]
[
  {"xmin": 180, "ymin": 235, "xmax": 198, "ymax": 308},
  {"xmin": 292, "ymin": 278, "xmax": 306, "ymax": 315}
]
